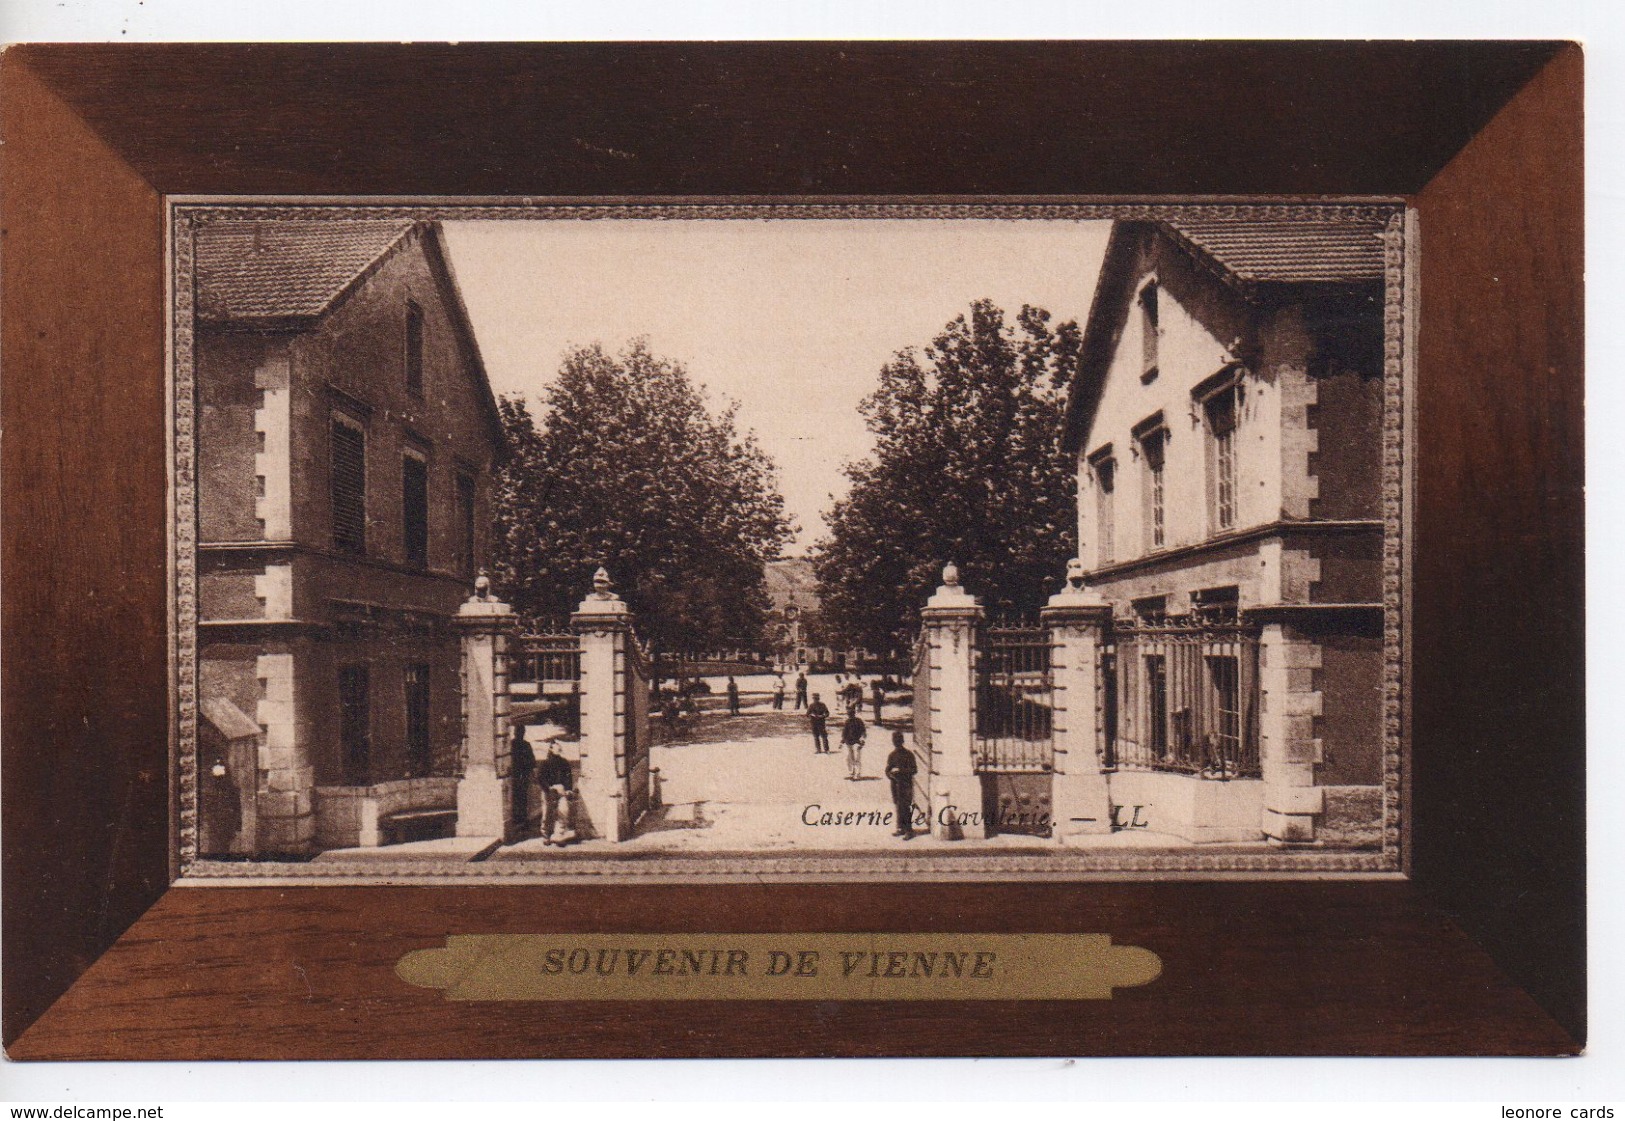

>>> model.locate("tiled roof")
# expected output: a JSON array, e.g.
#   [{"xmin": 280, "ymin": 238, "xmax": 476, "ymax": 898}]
[
  {"xmin": 195, "ymin": 219, "xmax": 417, "ymax": 320},
  {"xmin": 1162, "ymin": 218, "xmax": 1387, "ymax": 284},
  {"xmin": 764, "ymin": 558, "xmax": 820, "ymax": 611}
]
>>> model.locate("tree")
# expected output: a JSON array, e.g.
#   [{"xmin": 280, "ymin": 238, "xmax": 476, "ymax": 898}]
[
  {"xmin": 492, "ymin": 339, "xmax": 795, "ymax": 653},
  {"xmin": 813, "ymin": 300, "xmax": 1081, "ymax": 651}
]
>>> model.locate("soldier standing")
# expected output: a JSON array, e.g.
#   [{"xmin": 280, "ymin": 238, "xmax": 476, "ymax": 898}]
[
  {"xmin": 807, "ymin": 694, "xmax": 831, "ymax": 754},
  {"xmin": 884, "ymin": 731, "xmax": 918, "ymax": 839}
]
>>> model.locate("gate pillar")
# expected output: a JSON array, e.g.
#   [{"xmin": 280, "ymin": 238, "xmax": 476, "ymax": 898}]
[
  {"xmin": 921, "ymin": 564, "xmax": 986, "ymax": 840},
  {"xmin": 1257, "ymin": 620, "xmax": 1324, "ymax": 844},
  {"xmin": 1042, "ymin": 559, "xmax": 1115, "ymax": 841},
  {"xmin": 455, "ymin": 575, "xmax": 518, "ymax": 840},
  {"xmin": 572, "ymin": 568, "xmax": 634, "ymax": 842}
]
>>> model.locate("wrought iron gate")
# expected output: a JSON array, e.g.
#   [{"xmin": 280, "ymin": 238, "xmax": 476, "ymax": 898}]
[
  {"xmin": 973, "ymin": 621, "xmax": 1054, "ymax": 773},
  {"xmin": 908, "ymin": 631, "xmax": 933, "ymax": 826},
  {"xmin": 1102, "ymin": 616, "xmax": 1261, "ymax": 779},
  {"xmin": 622, "ymin": 638, "xmax": 653, "ymax": 826}
]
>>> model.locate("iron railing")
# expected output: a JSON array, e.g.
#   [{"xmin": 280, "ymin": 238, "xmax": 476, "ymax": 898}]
[
  {"xmin": 1102, "ymin": 616, "xmax": 1260, "ymax": 779},
  {"xmin": 973, "ymin": 620, "xmax": 1054, "ymax": 773},
  {"xmin": 513, "ymin": 633, "xmax": 581, "ymax": 684},
  {"xmin": 909, "ymin": 631, "xmax": 934, "ymax": 821},
  {"xmin": 623, "ymin": 635, "xmax": 653, "ymax": 825}
]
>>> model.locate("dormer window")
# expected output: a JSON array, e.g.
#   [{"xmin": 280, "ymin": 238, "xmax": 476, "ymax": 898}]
[{"xmin": 1138, "ymin": 280, "xmax": 1160, "ymax": 383}]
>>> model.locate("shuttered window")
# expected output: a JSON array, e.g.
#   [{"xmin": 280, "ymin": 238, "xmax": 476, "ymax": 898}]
[
  {"xmin": 405, "ymin": 663, "xmax": 431, "ymax": 778},
  {"xmin": 1139, "ymin": 281, "xmax": 1160, "ymax": 382},
  {"xmin": 402, "ymin": 452, "xmax": 429, "ymax": 569},
  {"xmin": 1141, "ymin": 427, "xmax": 1167, "ymax": 550},
  {"xmin": 1206, "ymin": 384, "xmax": 1241, "ymax": 532},
  {"xmin": 339, "ymin": 663, "xmax": 371, "ymax": 785},
  {"xmin": 1090, "ymin": 450, "xmax": 1116, "ymax": 566},
  {"xmin": 331, "ymin": 416, "xmax": 367, "ymax": 554}
]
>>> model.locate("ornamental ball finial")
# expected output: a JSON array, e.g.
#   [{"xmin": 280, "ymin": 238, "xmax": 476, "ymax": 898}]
[
  {"xmin": 474, "ymin": 570, "xmax": 491, "ymax": 600},
  {"xmin": 942, "ymin": 562, "xmax": 960, "ymax": 588},
  {"xmin": 591, "ymin": 566, "xmax": 614, "ymax": 599},
  {"xmin": 1065, "ymin": 557, "xmax": 1087, "ymax": 592}
]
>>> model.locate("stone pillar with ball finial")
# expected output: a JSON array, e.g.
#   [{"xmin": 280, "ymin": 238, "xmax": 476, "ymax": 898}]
[
  {"xmin": 921, "ymin": 562, "xmax": 986, "ymax": 839},
  {"xmin": 455, "ymin": 569, "xmax": 519, "ymax": 841},
  {"xmin": 571, "ymin": 566, "xmax": 637, "ymax": 841},
  {"xmin": 1041, "ymin": 557, "xmax": 1115, "ymax": 841}
]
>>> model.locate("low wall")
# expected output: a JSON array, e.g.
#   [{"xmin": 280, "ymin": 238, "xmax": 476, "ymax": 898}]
[
  {"xmin": 315, "ymin": 776, "xmax": 458, "ymax": 849},
  {"xmin": 1319, "ymin": 784, "xmax": 1384, "ymax": 849},
  {"xmin": 1107, "ymin": 770, "xmax": 1264, "ymax": 843}
]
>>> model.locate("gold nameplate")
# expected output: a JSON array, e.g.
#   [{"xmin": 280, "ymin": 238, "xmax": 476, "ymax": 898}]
[{"xmin": 397, "ymin": 933, "xmax": 1161, "ymax": 1001}]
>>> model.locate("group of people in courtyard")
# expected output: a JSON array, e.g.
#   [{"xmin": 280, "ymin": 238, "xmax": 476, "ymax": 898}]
[
  {"xmin": 647, "ymin": 664, "xmax": 921, "ymax": 843},
  {"xmin": 804, "ymin": 675, "xmax": 918, "ymax": 839}
]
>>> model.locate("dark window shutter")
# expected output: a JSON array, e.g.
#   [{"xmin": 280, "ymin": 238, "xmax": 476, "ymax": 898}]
[
  {"xmin": 331, "ymin": 420, "xmax": 367, "ymax": 554},
  {"xmin": 338, "ymin": 663, "xmax": 371, "ymax": 785},
  {"xmin": 403, "ymin": 455, "xmax": 429, "ymax": 568},
  {"xmin": 405, "ymin": 663, "xmax": 432, "ymax": 777}
]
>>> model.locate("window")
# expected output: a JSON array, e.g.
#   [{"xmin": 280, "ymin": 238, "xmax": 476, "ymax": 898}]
[
  {"xmin": 454, "ymin": 472, "xmax": 477, "ymax": 579},
  {"xmin": 1101, "ymin": 649, "xmax": 1119, "ymax": 769},
  {"xmin": 1205, "ymin": 382, "xmax": 1241, "ymax": 532},
  {"xmin": 402, "ymin": 450, "xmax": 429, "ymax": 569},
  {"xmin": 1132, "ymin": 595, "xmax": 1169, "ymax": 623},
  {"xmin": 1138, "ymin": 281, "xmax": 1160, "ymax": 382},
  {"xmin": 1192, "ymin": 585, "xmax": 1240, "ymax": 623},
  {"xmin": 405, "ymin": 301, "xmax": 424, "ymax": 398},
  {"xmin": 1110, "ymin": 611, "xmax": 1262, "ymax": 779},
  {"xmin": 1144, "ymin": 654, "xmax": 1169, "ymax": 760},
  {"xmin": 1135, "ymin": 418, "xmax": 1168, "ymax": 551},
  {"xmin": 330, "ymin": 414, "xmax": 367, "ymax": 555},
  {"xmin": 1090, "ymin": 447, "xmax": 1116, "ymax": 566},
  {"xmin": 1097, "ymin": 458, "xmax": 1117, "ymax": 565},
  {"xmin": 338, "ymin": 663, "xmax": 371, "ymax": 785},
  {"xmin": 1207, "ymin": 654, "xmax": 1242, "ymax": 773},
  {"xmin": 405, "ymin": 663, "xmax": 431, "ymax": 778}
]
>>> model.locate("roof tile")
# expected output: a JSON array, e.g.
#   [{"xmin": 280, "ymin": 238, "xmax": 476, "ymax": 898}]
[
  {"xmin": 1162, "ymin": 218, "xmax": 1387, "ymax": 284},
  {"xmin": 195, "ymin": 219, "xmax": 417, "ymax": 320}
]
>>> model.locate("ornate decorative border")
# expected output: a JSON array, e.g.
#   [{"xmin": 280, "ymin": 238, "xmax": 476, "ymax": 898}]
[
  {"xmin": 174, "ymin": 212, "xmax": 200, "ymax": 872},
  {"xmin": 171, "ymin": 198, "xmax": 1409, "ymax": 881}
]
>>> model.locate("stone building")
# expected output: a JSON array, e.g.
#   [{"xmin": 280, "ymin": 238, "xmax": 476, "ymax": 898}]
[
  {"xmin": 1062, "ymin": 217, "xmax": 1388, "ymax": 847},
  {"xmin": 763, "ymin": 558, "xmax": 872, "ymax": 670},
  {"xmin": 194, "ymin": 219, "xmax": 503, "ymax": 855},
  {"xmin": 763, "ymin": 558, "xmax": 821, "ymax": 666}
]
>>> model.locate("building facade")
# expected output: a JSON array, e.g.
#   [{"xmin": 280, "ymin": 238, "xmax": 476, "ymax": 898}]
[
  {"xmin": 763, "ymin": 558, "xmax": 873, "ymax": 670},
  {"xmin": 1064, "ymin": 218, "xmax": 1388, "ymax": 847},
  {"xmin": 195, "ymin": 219, "xmax": 503, "ymax": 855}
]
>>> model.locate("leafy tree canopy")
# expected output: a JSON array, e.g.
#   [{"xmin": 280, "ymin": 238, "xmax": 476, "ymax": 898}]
[
  {"xmin": 813, "ymin": 299, "xmax": 1081, "ymax": 650},
  {"xmin": 492, "ymin": 339, "xmax": 795, "ymax": 652}
]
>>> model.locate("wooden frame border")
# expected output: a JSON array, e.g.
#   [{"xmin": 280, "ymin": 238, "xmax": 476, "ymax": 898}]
[{"xmin": 1, "ymin": 41, "xmax": 1583, "ymax": 1057}]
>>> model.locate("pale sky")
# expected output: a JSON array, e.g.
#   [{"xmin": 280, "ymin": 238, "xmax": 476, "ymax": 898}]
[{"xmin": 443, "ymin": 219, "xmax": 1111, "ymax": 552}]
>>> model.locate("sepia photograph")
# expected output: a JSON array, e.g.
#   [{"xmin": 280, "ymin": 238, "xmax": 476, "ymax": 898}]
[{"xmin": 176, "ymin": 201, "xmax": 1407, "ymax": 878}]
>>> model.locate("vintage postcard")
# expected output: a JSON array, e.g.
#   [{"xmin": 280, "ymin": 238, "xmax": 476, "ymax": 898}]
[{"xmin": 174, "ymin": 200, "xmax": 1410, "ymax": 881}]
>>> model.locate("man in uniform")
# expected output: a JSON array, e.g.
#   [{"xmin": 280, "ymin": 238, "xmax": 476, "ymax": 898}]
[
  {"xmin": 509, "ymin": 724, "xmax": 537, "ymax": 838},
  {"xmin": 807, "ymin": 693, "xmax": 831, "ymax": 754},
  {"xmin": 884, "ymin": 730, "xmax": 919, "ymax": 839}
]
